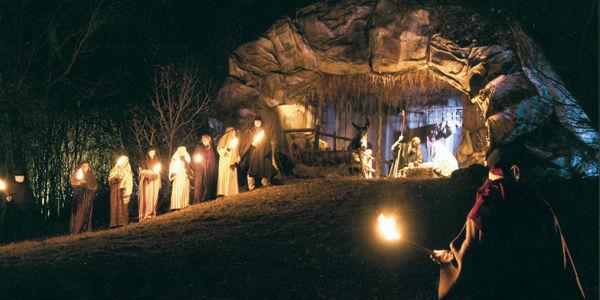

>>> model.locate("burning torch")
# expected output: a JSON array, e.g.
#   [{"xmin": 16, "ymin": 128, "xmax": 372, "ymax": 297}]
[{"xmin": 376, "ymin": 213, "xmax": 433, "ymax": 255}]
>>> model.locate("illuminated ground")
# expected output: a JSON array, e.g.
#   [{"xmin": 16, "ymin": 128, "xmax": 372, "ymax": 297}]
[{"xmin": 0, "ymin": 177, "xmax": 597, "ymax": 299}]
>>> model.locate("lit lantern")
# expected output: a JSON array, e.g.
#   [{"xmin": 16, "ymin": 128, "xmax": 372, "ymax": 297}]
[
  {"xmin": 76, "ymin": 168, "xmax": 84, "ymax": 181},
  {"xmin": 194, "ymin": 154, "xmax": 202, "ymax": 164},
  {"xmin": 252, "ymin": 130, "xmax": 265, "ymax": 146},
  {"xmin": 152, "ymin": 163, "xmax": 162, "ymax": 174}
]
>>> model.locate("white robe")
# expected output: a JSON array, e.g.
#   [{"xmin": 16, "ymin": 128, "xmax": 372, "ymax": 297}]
[
  {"xmin": 217, "ymin": 131, "xmax": 240, "ymax": 197},
  {"xmin": 139, "ymin": 168, "xmax": 160, "ymax": 221},
  {"xmin": 169, "ymin": 152, "xmax": 190, "ymax": 209}
]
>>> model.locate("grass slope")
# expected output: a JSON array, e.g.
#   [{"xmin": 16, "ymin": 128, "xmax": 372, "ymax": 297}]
[{"xmin": 0, "ymin": 178, "xmax": 597, "ymax": 299}]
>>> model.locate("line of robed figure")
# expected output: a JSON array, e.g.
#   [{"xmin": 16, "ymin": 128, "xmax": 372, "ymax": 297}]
[{"xmin": 67, "ymin": 115, "xmax": 274, "ymax": 235}]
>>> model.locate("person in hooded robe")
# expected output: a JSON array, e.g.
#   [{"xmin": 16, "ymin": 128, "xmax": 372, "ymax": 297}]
[
  {"xmin": 431, "ymin": 148, "xmax": 586, "ymax": 300},
  {"xmin": 217, "ymin": 127, "xmax": 240, "ymax": 197},
  {"xmin": 192, "ymin": 135, "xmax": 218, "ymax": 203},
  {"xmin": 70, "ymin": 162, "xmax": 97, "ymax": 234},
  {"xmin": 241, "ymin": 115, "xmax": 273, "ymax": 191},
  {"xmin": 0, "ymin": 170, "xmax": 34, "ymax": 243},
  {"xmin": 138, "ymin": 148, "xmax": 161, "ymax": 222},
  {"xmin": 108, "ymin": 155, "xmax": 133, "ymax": 228},
  {"xmin": 169, "ymin": 146, "xmax": 191, "ymax": 209}
]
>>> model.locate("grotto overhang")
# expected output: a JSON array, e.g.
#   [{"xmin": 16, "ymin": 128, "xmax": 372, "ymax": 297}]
[{"xmin": 216, "ymin": 0, "xmax": 599, "ymax": 177}]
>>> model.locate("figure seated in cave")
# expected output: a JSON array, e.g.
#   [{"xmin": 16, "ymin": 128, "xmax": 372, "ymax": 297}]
[
  {"xmin": 389, "ymin": 135, "xmax": 423, "ymax": 178},
  {"xmin": 361, "ymin": 148, "xmax": 376, "ymax": 179}
]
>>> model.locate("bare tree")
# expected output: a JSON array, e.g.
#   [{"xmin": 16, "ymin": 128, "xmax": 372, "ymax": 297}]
[{"xmin": 150, "ymin": 64, "xmax": 212, "ymax": 157}]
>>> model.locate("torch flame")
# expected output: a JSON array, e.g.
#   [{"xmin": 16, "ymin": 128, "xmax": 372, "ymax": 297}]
[
  {"xmin": 194, "ymin": 154, "xmax": 202, "ymax": 164},
  {"xmin": 152, "ymin": 163, "xmax": 161, "ymax": 174},
  {"xmin": 230, "ymin": 137, "xmax": 239, "ymax": 148},
  {"xmin": 76, "ymin": 168, "xmax": 84, "ymax": 181},
  {"xmin": 377, "ymin": 213, "xmax": 401, "ymax": 241},
  {"xmin": 0, "ymin": 180, "xmax": 5, "ymax": 191},
  {"xmin": 253, "ymin": 130, "xmax": 265, "ymax": 145}
]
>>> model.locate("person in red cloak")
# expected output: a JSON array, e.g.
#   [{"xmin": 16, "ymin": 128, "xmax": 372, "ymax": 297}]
[{"xmin": 432, "ymin": 148, "xmax": 586, "ymax": 300}]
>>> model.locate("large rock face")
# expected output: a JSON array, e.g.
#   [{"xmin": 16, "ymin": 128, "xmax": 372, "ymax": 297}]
[{"xmin": 218, "ymin": 0, "xmax": 599, "ymax": 177}]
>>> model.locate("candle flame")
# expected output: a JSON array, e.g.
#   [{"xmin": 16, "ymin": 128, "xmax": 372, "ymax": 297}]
[
  {"xmin": 377, "ymin": 213, "xmax": 401, "ymax": 241},
  {"xmin": 230, "ymin": 137, "xmax": 239, "ymax": 148},
  {"xmin": 0, "ymin": 180, "xmax": 5, "ymax": 191},
  {"xmin": 253, "ymin": 130, "xmax": 265, "ymax": 145},
  {"xmin": 117, "ymin": 155, "xmax": 128, "ymax": 167},
  {"xmin": 194, "ymin": 154, "xmax": 202, "ymax": 163},
  {"xmin": 76, "ymin": 169, "xmax": 84, "ymax": 180},
  {"xmin": 152, "ymin": 163, "xmax": 161, "ymax": 174}
]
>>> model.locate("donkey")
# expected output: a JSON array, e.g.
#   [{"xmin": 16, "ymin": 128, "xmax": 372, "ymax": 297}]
[{"xmin": 348, "ymin": 119, "xmax": 370, "ymax": 150}]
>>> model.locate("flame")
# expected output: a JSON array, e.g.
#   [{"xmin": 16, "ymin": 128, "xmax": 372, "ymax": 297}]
[
  {"xmin": 152, "ymin": 163, "xmax": 161, "ymax": 174},
  {"xmin": 0, "ymin": 179, "xmax": 5, "ymax": 191},
  {"xmin": 253, "ymin": 130, "xmax": 265, "ymax": 145},
  {"xmin": 76, "ymin": 168, "xmax": 84, "ymax": 180},
  {"xmin": 117, "ymin": 155, "xmax": 128, "ymax": 167},
  {"xmin": 377, "ymin": 213, "xmax": 401, "ymax": 241},
  {"xmin": 230, "ymin": 137, "xmax": 239, "ymax": 148},
  {"xmin": 194, "ymin": 154, "xmax": 202, "ymax": 164}
]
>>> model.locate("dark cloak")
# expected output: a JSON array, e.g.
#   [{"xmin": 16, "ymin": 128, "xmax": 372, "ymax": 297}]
[
  {"xmin": 193, "ymin": 144, "xmax": 218, "ymax": 202},
  {"xmin": 242, "ymin": 126, "xmax": 273, "ymax": 180},
  {"xmin": 70, "ymin": 167, "xmax": 97, "ymax": 234},
  {"xmin": 440, "ymin": 173, "xmax": 579, "ymax": 300},
  {"xmin": 0, "ymin": 179, "xmax": 34, "ymax": 243}
]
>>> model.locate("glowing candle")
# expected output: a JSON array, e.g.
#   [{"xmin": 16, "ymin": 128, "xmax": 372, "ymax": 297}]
[
  {"xmin": 194, "ymin": 154, "xmax": 202, "ymax": 164},
  {"xmin": 230, "ymin": 137, "xmax": 239, "ymax": 148},
  {"xmin": 152, "ymin": 163, "xmax": 161, "ymax": 174},
  {"xmin": 117, "ymin": 155, "xmax": 128, "ymax": 167},
  {"xmin": 76, "ymin": 169, "xmax": 84, "ymax": 180},
  {"xmin": 0, "ymin": 179, "xmax": 6, "ymax": 191},
  {"xmin": 252, "ymin": 130, "xmax": 265, "ymax": 146}
]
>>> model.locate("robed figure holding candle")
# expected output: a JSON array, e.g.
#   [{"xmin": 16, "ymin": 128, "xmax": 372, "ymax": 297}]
[
  {"xmin": 242, "ymin": 115, "xmax": 273, "ymax": 191},
  {"xmin": 108, "ymin": 156, "xmax": 133, "ymax": 228},
  {"xmin": 70, "ymin": 162, "xmax": 97, "ymax": 234},
  {"xmin": 0, "ymin": 170, "xmax": 34, "ymax": 243},
  {"xmin": 138, "ymin": 148, "xmax": 161, "ymax": 222},
  {"xmin": 192, "ymin": 135, "xmax": 218, "ymax": 203},
  {"xmin": 169, "ymin": 146, "xmax": 191, "ymax": 209},
  {"xmin": 217, "ymin": 127, "xmax": 240, "ymax": 197}
]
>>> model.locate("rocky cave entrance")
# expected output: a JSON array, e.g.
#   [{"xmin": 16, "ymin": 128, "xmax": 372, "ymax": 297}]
[
  {"xmin": 218, "ymin": 0, "xmax": 599, "ymax": 177},
  {"xmin": 277, "ymin": 69, "xmax": 487, "ymax": 177}
]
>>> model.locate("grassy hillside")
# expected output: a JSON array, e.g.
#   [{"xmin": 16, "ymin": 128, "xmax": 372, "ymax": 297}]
[{"xmin": 0, "ymin": 178, "xmax": 597, "ymax": 299}]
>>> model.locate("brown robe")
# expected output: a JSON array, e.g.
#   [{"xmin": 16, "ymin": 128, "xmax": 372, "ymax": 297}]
[
  {"xmin": 109, "ymin": 163, "xmax": 133, "ymax": 228},
  {"xmin": 70, "ymin": 167, "xmax": 97, "ymax": 234}
]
